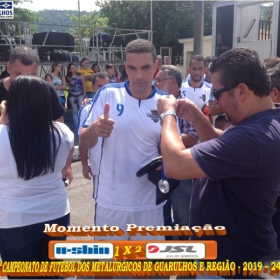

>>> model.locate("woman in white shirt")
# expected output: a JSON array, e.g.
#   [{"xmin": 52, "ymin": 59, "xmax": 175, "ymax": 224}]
[{"xmin": 0, "ymin": 76, "xmax": 74, "ymax": 274}]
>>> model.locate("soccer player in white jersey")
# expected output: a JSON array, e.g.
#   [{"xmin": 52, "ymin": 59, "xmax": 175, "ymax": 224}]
[
  {"xmin": 79, "ymin": 39, "xmax": 166, "ymax": 240},
  {"xmin": 181, "ymin": 55, "xmax": 211, "ymax": 115}
]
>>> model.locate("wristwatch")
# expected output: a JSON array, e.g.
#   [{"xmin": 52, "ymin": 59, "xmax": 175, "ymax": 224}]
[{"xmin": 160, "ymin": 110, "xmax": 177, "ymax": 126}]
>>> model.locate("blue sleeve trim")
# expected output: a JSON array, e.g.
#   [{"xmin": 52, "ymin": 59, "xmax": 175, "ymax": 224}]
[{"xmin": 81, "ymin": 90, "xmax": 102, "ymax": 128}]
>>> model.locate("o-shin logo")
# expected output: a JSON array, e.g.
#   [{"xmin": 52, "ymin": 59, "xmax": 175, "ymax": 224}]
[
  {"xmin": 0, "ymin": 2, "xmax": 13, "ymax": 19},
  {"xmin": 53, "ymin": 243, "xmax": 114, "ymax": 260},
  {"xmin": 146, "ymin": 243, "xmax": 205, "ymax": 259}
]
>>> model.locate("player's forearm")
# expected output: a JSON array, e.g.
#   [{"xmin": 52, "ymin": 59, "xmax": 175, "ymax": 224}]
[
  {"xmin": 79, "ymin": 125, "xmax": 98, "ymax": 149},
  {"xmin": 79, "ymin": 146, "xmax": 89, "ymax": 168}
]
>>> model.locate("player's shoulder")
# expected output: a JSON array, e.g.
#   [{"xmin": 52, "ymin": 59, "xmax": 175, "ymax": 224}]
[
  {"xmin": 80, "ymin": 100, "xmax": 93, "ymax": 112},
  {"xmin": 181, "ymin": 80, "xmax": 190, "ymax": 88},
  {"xmin": 102, "ymin": 82, "xmax": 125, "ymax": 90},
  {"xmin": 202, "ymin": 82, "xmax": 212, "ymax": 89},
  {"xmin": 92, "ymin": 82, "xmax": 125, "ymax": 102},
  {"xmin": 97, "ymin": 82, "xmax": 126, "ymax": 96}
]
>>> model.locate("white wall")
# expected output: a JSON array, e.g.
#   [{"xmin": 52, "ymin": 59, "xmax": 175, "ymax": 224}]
[
  {"xmin": 178, "ymin": 35, "xmax": 212, "ymax": 79},
  {"xmin": 238, "ymin": 4, "xmax": 260, "ymax": 42},
  {"xmin": 238, "ymin": 40, "xmax": 272, "ymax": 61}
]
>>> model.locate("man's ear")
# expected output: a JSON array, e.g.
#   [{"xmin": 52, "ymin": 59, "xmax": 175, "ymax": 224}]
[
  {"xmin": 237, "ymin": 83, "xmax": 249, "ymax": 102},
  {"xmin": 270, "ymin": 87, "xmax": 280, "ymax": 103}
]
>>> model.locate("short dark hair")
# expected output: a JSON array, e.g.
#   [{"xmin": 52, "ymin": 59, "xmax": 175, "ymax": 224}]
[
  {"xmin": 204, "ymin": 56, "xmax": 216, "ymax": 68},
  {"xmin": 160, "ymin": 65, "xmax": 182, "ymax": 88},
  {"xmin": 92, "ymin": 72, "xmax": 109, "ymax": 85},
  {"xmin": 105, "ymin": 63, "xmax": 114, "ymax": 70},
  {"xmin": 80, "ymin": 57, "xmax": 89, "ymax": 67},
  {"xmin": 125, "ymin": 39, "xmax": 156, "ymax": 63},
  {"xmin": 267, "ymin": 64, "xmax": 280, "ymax": 91},
  {"xmin": 189, "ymin": 55, "xmax": 204, "ymax": 67},
  {"xmin": 264, "ymin": 57, "xmax": 280, "ymax": 70},
  {"xmin": 9, "ymin": 46, "xmax": 38, "ymax": 66},
  {"xmin": 6, "ymin": 75, "xmax": 60, "ymax": 180},
  {"xmin": 210, "ymin": 48, "xmax": 269, "ymax": 97}
]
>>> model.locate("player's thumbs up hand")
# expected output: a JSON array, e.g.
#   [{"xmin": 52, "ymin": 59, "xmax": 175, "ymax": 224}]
[{"xmin": 93, "ymin": 102, "xmax": 114, "ymax": 138}]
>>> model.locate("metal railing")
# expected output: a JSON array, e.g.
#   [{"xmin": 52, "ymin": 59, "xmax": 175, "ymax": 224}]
[
  {"xmin": 0, "ymin": 20, "xmax": 152, "ymax": 65},
  {"xmin": 258, "ymin": 20, "xmax": 272, "ymax": 40}
]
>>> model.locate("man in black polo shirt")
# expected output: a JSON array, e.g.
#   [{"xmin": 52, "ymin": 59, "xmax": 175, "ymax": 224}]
[
  {"xmin": 0, "ymin": 46, "xmax": 65, "ymax": 122},
  {"xmin": 0, "ymin": 46, "xmax": 71, "ymax": 181}
]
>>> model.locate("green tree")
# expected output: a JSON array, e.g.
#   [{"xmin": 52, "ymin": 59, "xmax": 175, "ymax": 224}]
[
  {"xmin": 70, "ymin": 12, "xmax": 108, "ymax": 38},
  {"xmin": 36, "ymin": 10, "xmax": 97, "ymax": 33},
  {"xmin": 96, "ymin": 0, "xmax": 218, "ymax": 64},
  {"xmin": 14, "ymin": 8, "xmax": 41, "ymax": 22},
  {"xmin": 260, "ymin": 3, "xmax": 273, "ymax": 21},
  {"xmin": 69, "ymin": 12, "xmax": 108, "ymax": 52}
]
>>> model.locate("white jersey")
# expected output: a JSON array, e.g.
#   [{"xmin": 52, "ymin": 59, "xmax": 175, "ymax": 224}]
[
  {"xmin": 83, "ymin": 81, "xmax": 166, "ymax": 211},
  {"xmin": 0, "ymin": 122, "xmax": 74, "ymax": 228},
  {"xmin": 77, "ymin": 101, "xmax": 93, "ymax": 135},
  {"xmin": 77, "ymin": 100, "xmax": 102, "ymax": 175},
  {"xmin": 180, "ymin": 80, "xmax": 211, "ymax": 110}
]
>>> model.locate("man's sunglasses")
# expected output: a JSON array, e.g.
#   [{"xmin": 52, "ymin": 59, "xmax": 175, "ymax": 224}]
[{"xmin": 211, "ymin": 83, "xmax": 239, "ymax": 101}]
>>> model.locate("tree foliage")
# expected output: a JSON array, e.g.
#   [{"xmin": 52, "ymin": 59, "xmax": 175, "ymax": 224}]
[
  {"xmin": 70, "ymin": 12, "xmax": 108, "ymax": 38},
  {"xmin": 96, "ymin": 0, "xmax": 217, "ymax": 64},
  {"xmin": 36, "ymin": 10, "xmax": 89, "ymax": 33},
  {"xmin": 13, "ymin": 1, "xmax": 39, "ymax": 25},
  {"xmin": 260, "ymin": 3, "xmax": 273, "ymax": 22},
  {"xmin": 14, "ymin": 8, "xmax": 41, "ymax": 22}
]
